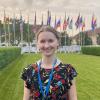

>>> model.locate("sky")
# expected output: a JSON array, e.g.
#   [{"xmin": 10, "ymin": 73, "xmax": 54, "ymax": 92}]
[{"xmin": 0, "ymin": 0, "xmax": 100, "ymax": 35}]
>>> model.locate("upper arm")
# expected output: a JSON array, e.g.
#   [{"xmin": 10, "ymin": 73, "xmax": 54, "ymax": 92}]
[
  {"xmin": 68, "ymin": 80, "xmax": 77, "ymax": 100},
  {"xmin": 23, "ymin": 81, "xmax": 31, "ymax": 100},
  {"xmin": 21, "ymin": 65, "xmax": 34, "ymax": 100}
]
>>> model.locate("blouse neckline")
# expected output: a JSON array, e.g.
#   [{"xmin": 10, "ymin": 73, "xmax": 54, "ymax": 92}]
[{"xmin": 36, "ymin": 59, "xmax": 62, "ymax": 70}]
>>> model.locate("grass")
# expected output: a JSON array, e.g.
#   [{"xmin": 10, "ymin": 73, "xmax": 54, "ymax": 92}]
[{"xmin": 0, "ymin": 53, "xmax": 100, "ymax": 100}]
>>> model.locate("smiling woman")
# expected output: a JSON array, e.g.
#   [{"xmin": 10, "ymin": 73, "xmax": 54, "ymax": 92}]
[
  {"xmin": 21, "ymin": 25, "xmax": 77, "ymax": 100},
  {"xmin": 36, "ymin": 26, "xmax": 60, "ymax": 57}
]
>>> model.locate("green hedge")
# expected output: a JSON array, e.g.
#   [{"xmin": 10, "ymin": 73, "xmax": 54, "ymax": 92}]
[
  {"xmin": 81, "ymin": 46, "xmax": 100, "ymax": 56},
  {"xmin": 0, "ymin": 47, "xmax": 21, "ymax": 68}
]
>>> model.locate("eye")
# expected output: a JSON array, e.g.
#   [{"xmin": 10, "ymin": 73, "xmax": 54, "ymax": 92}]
[
  {"xmin": 48, "ymin": 39, "xmax": 54, "ymax": 43},
  {"xmin": 40, "ymin": 40, "xmax": 45, "ymax": 43}
]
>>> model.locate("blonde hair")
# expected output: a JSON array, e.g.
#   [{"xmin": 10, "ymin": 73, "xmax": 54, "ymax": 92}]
[{"xmin": 36, "ymin": 25, "xmax": 60, "ymax": 42}]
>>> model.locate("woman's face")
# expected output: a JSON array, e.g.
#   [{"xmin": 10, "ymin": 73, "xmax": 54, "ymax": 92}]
[{"xmin": 37, "ymin": 31, "xmax": 59, "ymax": 57}]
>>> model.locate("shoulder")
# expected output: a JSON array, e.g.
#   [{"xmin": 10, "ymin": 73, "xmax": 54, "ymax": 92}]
[
  {"xmin": 21, "ymin": 63, "xmax": 37, "ymax": 81},
  {"xmin": 21, "ymin": 64, "xmax": 33, "ymax": 80},
  {"xmin": 60, "ymin": 63, "xmax": 77, "ymax": 80},
  {"xmin": 21, "ymin": 63, "xmax": 37, "ymax": 89}
]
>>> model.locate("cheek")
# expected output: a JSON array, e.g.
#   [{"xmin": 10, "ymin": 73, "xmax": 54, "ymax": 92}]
[
  {"xmin": 51, "ymin": 42, "xmax": 59, "ymax": 48},
  {"xmin": 37, "ymin": 42, "xmax": 44, "ymax": 49}
]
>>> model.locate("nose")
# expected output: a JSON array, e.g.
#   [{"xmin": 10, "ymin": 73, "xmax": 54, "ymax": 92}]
[{"xmin": 44, "ymin": 42, "xmax": 49, "ymax": 48}]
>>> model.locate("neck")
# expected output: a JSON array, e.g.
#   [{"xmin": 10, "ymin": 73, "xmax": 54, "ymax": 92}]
[{"xmin": 41, "ymin": 55, "xmax": 56, "ymax": 68}]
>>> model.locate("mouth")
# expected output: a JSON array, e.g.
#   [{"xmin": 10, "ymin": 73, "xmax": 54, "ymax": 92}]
[
  {"xmin": 45, "ymin": 49, "xmax": 51, "ymax": 52},
  {"xmin": 43, "ymin": 48, "xmax": 53, "ymax": 52}
]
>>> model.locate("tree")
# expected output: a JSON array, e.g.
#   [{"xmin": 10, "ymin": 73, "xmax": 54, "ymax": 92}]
[
  {"xmin": 84, "ymin": 33, "xmax": 92, "ymax": 45},
  {"xmin": 60, "ymin": 31, "xmax": 71, "ymax": 46},
  {"xmin": 97, "ymin": 33, "xmax": 100, "ymax": 45}
]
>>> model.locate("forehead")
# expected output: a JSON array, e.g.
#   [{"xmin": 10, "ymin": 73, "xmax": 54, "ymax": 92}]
[{"xmin": 38, "ymin": 31, "xmax": 57, "ymax": 39}]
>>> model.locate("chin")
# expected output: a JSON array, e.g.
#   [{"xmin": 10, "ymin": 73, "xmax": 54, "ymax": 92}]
[{"xmin": 43, "ymin": 52, "xmax": 54, "ymax": 57}]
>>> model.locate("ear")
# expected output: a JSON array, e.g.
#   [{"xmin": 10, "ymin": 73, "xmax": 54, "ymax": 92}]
[
  {"xmin": 57, "ymin": 40, "xmax": 60, "ymax": 46},
  {"xmin": 57, "ymin": 42, "xmax": 59, "ymax": 49},
  {"xmin": 36, "ymin": 41, "xmax": 39, "ymax": 49}
]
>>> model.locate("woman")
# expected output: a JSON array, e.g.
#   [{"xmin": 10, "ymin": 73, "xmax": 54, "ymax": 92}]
[{"xmin": 21, "ymin": 26, "xmax": 77, "ymax": 100}]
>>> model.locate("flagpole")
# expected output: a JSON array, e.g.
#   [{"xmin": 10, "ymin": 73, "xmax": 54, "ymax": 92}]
[
  {"xmin": 0, "ymin": 28, "xmax": 1, "ymax": 46},
  {"xmin": 72, "ymin": 19, "xmax": 74, "ymax": 45},
  {"xmin": 34, "ymin": 11, "xmax": 36, "ymax": 26},
  {"xmin": 27, "ymin": 15, "xmax": 30, "ymax": 45},
  {"xmin": 0, "ymin": 20, "xmax": 1, "ymax": 46},
  {"xmin": 7, "ymin": 17, "xmax": 11, "ymax": 46},
  {"xmin": 60, "ymin": 17, "xmax": 61, "ymax": 32},
  {"xmin": 20, "ymin": 10, "xmax": 23, "ymax": 44},
  {"xmin": 82, "ymin": 18, "xmax": 84, "ymax": 46},
  {"xmin": 68, "ymin": 27, "xmax": 70, "ymax": 46},
  {"xmin": 64, "ymin": 12, "xmax": 67, "ymax": 49},
  {"xmin": 79, "ymin": 27, "xmax": 81, "ymax": 46},
  {"xmin": 13, "ymin": 12, "xmax": 16, "ymax": 45},
  {"xmin": 3, "ymin": 9, "xmax": 7, "ymax": 45},
  {"xmin": 67, "ymin": 16, "xmax": 70, "ymax": 46},
  {"xmin": 41, "ymin": 13, "xmax": 44, "ymax": 26},
  {"xmin": 27, "ymin": 15, "xmax": 30, "ymax": 53},
  {"xmin": 60, "ymin": 17, "xmax": 62, "ymax": 53}
]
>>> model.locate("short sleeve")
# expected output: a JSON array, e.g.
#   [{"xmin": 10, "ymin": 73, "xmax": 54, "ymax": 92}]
[
  {"xmin": 64, "ymin": 64, "xmax": 77, "ymax": 89},
  {"xmin": 21, "ymin": 64, "xmax": 33, "ymax": 89},
  {"xmin": 66, "ymin": 64, "xmax": 77, "ymax": 80}
]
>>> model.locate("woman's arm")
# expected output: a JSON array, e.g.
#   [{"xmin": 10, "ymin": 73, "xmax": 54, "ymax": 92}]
[
  {"xmin": 68, "ymin": 80, "xmax": 77, "ymax": 100},
  {"xmin": 23, "ymin": 81, "xmax": 31, "ymax": 100}
]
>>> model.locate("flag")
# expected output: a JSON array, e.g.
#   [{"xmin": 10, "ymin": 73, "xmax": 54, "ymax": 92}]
[
  {"xmin": 82, "ymin": 18, "xmax": 85, "ymax": 31},
  {"xmin": 47, "ymin": 16, "xmax": 51, "ymax": 26},
  {"xmin": 66, "ymin": 16, "xmax": 69, "ymax": 26},
  {"xmin": 75, "ymin": 14, "xmax": 80, "ymax": 29},
  {"xmin": 41, "ymin": 13, "xmax": 44, "ymax": 25},
  {"xmin": 63, "ymin": 16, "xmax": 70, "ymax": 30},
  {"xmin": 47, "ymin": 10, "xmax": 51, "ymax": 26},
  {"xmin": 4, "ymin": 10, "xmax": 6, "ymax": 23},
  {"xmin": 55, "ymin": 18, "xmax": 61, "ymax": 29},
  {"xmin": 91, "ymin": 15, "xmax": 97, "ymax": 31},
  {"xmin": 63, "ymin": 19, "xmax": 67, "ymax": 30},
  {"xmin": 79, "ymin": 16, "xmax": 83, "ymax": 28},
  {"xmin": 34, "ymin": 11, "xmax": 36, "ymax": 25},
  {"xmin": 63, "ymin": 13, "xmax": 67, "ymax": 30},
  {"xmin": 4, "ymin": 16, "xmax": 10, "ymax": 24},
  {"xmin": 19, "ymin": 15, "xmax": 23, "ymax": 33},
  {"xmin": 54, "ymin": 15, "xmax": 57, "ymax": 28},
  {"xmin": 68, "ymin": 18, "xmax": 73, "ymax": 29}
]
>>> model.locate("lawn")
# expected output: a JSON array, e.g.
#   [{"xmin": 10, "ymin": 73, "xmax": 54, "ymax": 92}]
[{"xmin": 0, "ymin": 53, "xmax": 100, "ymax": 100}]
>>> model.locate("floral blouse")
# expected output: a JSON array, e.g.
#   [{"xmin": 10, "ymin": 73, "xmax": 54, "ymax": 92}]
[{"xmin": 21, "ymin": 60, "xmax": 77, "ymax": 100}]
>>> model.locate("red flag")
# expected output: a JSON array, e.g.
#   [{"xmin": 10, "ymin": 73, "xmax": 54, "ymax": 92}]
[
  {"xmin": 82, "ymin": 18, "xmax": 85, "ymax": 31},
  {"xmin": 63, "ymin": 12, "xmax": 67, "ymax": 30},
  {"xmin": 63, "ymin": 19, "xmax": 67, "ymax": 30}
]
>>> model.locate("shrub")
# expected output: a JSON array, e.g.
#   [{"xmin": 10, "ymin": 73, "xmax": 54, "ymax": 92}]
[
  {"xmin": 81, "ymin": 46, "xmax": 100, "ymax": 56},
  {"xmin": 0, "ymin": 47, "xmax": 21, "ymax": 68}
]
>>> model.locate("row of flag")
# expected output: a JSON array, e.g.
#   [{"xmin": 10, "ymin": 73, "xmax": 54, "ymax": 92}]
[
  {"xmin": 41, "ymin": 11, "xmax": 97, "ymax": 31},
  {"xmin": 1, "ymin": 10, "xmax": 97, "ymax": 34}
]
